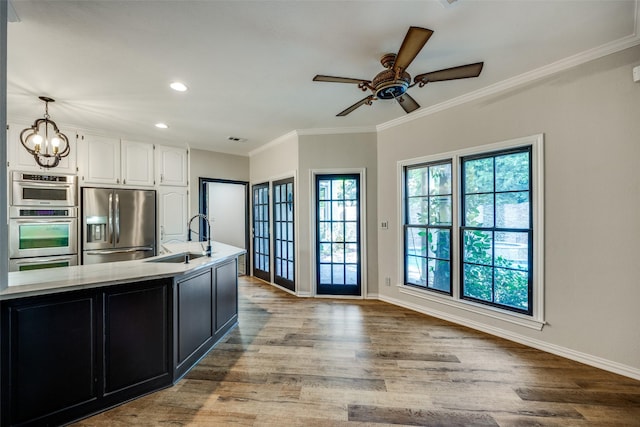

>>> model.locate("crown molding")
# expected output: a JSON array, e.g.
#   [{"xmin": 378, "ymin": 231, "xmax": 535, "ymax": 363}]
[
  {"xmin": 296, "ymin": 126, "xmax": 377, "ymax": 136},
  {"xmin": 249, "ymin": 126, "xmax": 377, "ymax": 157},
  {"xmin": 248, "ymin": 130, "xmax": 298, "ymax": 157},
  {"xmin": 378, "ymin": 2, "xmax": 640, "ymax": 133}
]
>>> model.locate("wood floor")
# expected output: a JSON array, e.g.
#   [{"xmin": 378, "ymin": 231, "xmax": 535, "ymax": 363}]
[{"xmin": 74, "ymin": 276, "xmax": 640, "ymax": 426}]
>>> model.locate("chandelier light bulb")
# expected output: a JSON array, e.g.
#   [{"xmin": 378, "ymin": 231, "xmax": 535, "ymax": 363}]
[{"xmin": 32, "ymin": 134, "xmax": 43, "ymax": 145}]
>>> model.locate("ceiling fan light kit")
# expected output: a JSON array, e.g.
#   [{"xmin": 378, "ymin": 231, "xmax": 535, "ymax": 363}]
[{"xmin": 313, "ymin": 26, "xmax": 484, "ymax": 117}]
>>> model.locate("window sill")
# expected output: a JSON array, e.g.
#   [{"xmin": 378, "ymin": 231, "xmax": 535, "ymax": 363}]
[{"xmin": 398, "ymin": 284, "xmax": 545, "ymax": 331}]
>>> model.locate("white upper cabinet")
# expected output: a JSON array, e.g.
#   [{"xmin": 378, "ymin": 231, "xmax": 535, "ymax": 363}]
[
  {"xmin": 157, "ymin": 186, "xmax": 189, "ymax": 246},
  {"xmin": 155, "ymin": 145, "xmax": 188, "ymax": 187},
  {"xmin": 121, "ymin": 140, "xmax": 154, "ymax": 187},
  {"xmin": 7, "ymin": 122, "xmax": 77, "ymax": 174},
  {"xmin": 78, "ymin": 134, "xmax": 154, "ymax": 187},
  {"xmin": 79, "ymin": 134, "xmax": 120, "ymax": 185}
]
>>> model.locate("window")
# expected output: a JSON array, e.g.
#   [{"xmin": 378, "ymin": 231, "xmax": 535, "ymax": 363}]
[
  {"xmin": 404, "ymin": 161, "xmax": 452, "ymax": 294},
  {"xmin": 401, "ymin": 135, "xmax": 543, "ymax": 323},
  {"xmin": 461, "ymin": 147, "xmax": 532, "ymax": 314}
]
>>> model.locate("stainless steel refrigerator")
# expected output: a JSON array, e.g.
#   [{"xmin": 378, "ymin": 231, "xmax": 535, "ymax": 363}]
[{"xmin": 82, "ymin": 187, "xmax": 156, "ymax": 264}]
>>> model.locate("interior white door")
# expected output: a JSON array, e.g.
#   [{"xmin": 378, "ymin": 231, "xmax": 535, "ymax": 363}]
[{"xmin": 206, "ymin": 182, "xmax": 246, "ymax": 249}]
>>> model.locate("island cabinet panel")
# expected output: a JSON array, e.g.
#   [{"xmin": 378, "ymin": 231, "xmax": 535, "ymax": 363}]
[
  {"xmin": 1, "ymin": 291, "xmax": 98, "ymax": 427},
  {"xmin": 215, "ymin": 259, "xmax": 238, "ymax": 336},
  {"xmin": 103, "ymin": 281, "xmax": 172, "ymax": 398},
  {"xmin": 0, "ymin": 257, "xmax": 239, "ymax": 426},
  {"xmin": 173, "ymin": 268, "xmax": 215, "ymax": 380}
]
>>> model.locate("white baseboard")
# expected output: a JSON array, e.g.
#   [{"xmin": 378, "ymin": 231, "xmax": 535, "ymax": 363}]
[{"xmin": 378, "ymin": 294, "xmax": 640, "ymax": 381}]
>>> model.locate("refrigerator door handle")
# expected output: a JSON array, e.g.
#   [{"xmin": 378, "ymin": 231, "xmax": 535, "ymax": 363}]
[
  {"xmin": 85, "ymin": 247, "xmax": 154, "ymax": 255},
  {"xmin": 115, "ymin": 193, "xmax": 120, "ymax": 244},
  {"xmin": 108, "ymin": 193, "xmax": 113, "ymax": 244}
]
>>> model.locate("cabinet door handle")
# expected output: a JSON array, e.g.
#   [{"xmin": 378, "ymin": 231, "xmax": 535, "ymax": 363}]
[
  {"xmin": 123, "ymin": 179, "xmax": 126, "ymax": 185},
  {"xmin": 160, "ymin": 225, "xmax": 165, "ymax": 240},
  {"xmin": 160, "ymin": 173, "xmax": 164, "ymax": 183}
]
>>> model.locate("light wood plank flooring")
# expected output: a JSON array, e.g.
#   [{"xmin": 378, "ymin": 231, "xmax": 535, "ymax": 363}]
[{"xmin": 74, "ymin": 276, "xmax": 640, "ymax": 426}]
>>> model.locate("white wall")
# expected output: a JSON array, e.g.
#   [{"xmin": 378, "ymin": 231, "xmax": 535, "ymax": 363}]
[
  {"xmin": 250, "ymin": 132, "xmax": 298, "ymax": 184},
  {"xmin": 377, "ymin": 45, "xmax": 640, "ymax": 376},
  {"xmin": 297, "ymin": 132, "xmax": 378, "ymax": 297},
  {"xmin": 189, "ymin": 148, "xmax": 249, "ymax": 219}
]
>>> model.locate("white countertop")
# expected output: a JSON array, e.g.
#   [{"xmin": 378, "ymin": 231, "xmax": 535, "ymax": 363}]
[{"xmin": 1, "ymin": 241, "xmax": 246, "ymax": 300}]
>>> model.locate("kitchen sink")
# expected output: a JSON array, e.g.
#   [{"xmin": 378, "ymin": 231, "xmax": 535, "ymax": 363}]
[{"xmin": 146, "ymin": 252, "xmax": 207, "ymax": 264}]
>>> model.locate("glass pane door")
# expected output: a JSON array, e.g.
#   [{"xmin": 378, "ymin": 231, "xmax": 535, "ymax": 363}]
[
  {"xmin": 316, "ymin": 174, "xmax": 361, "ymax": 296},
  {"xmin": 273, "ymin": 178, "xmax": 295, "ymax": 292},
  {"xmin": 252, "ymin": 183, "xmax": 270, "ymax": 281}
]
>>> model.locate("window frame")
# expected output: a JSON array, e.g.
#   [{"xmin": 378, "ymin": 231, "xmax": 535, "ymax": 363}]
[
  {"xmin": 403, "ymin": 160, "xmax": 453, "ymax": 295},
  {"xmin": 460, "ymin": 146, "xmax": 533, "ymax": 315},
  {"xmin": 398, "ymin": 134, "xmax": 544, "ymax": 329}
]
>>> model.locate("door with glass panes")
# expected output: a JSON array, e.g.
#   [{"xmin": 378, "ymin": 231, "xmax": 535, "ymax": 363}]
[
  {"xmin": 316, "ymin": 174, "xmax": 361, "ymax": 296},
  {"xmin": 252, "ymin": 183, "xmax": 270, "ymax": 281},
  {"xmin": 272, "ymin": 178, "xmax": 295, "ymax": 291}
]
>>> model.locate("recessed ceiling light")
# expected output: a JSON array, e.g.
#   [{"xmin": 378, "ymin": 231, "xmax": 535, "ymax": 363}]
[
  {"xmin": 155, "ymin": 123, "xmax": 169, "ymax": 129},
  {"xmin": 169, "ymin": 81, "xmax": 188, "ymax": 92}
]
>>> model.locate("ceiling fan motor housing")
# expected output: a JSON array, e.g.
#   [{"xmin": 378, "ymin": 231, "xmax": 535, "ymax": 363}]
[{"xmin": 372, "ymin": 68, "xmax": 411, "ymax": 99}]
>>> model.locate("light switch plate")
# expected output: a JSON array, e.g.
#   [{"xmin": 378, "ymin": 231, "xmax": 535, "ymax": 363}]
[{"xmin": 633, "ymin": 65, "xmax": 640, "ymax": 83}]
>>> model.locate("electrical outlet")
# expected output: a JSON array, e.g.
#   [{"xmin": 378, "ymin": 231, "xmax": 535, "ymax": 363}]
[
  {"xmin": 381, "ymin": 221, "xmax": 389, "ymax": 229},
  {"xmin": 385, "ymin": 277, "xmax": 391, "ymax": 286}
]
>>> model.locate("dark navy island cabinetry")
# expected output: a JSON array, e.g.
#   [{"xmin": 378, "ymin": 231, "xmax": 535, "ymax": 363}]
[
  {"xmin": 173, "ymin": 259, "xmax": 238, "ymax": 380},
  {"xmin": 0, "ymin": 258, "xmax": 239, "ymax": 427}
]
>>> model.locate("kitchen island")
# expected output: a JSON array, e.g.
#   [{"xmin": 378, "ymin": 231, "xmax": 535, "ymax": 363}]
[{"xmin": 0, "ymin": 241, "xmax": 245, "ymax": 427}]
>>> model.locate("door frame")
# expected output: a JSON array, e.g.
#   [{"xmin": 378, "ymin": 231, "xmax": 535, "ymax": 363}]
[
  {"xmin": 251, "ymin": 182, "xmax": 271, "ymax": 282},
  {"xmin": 272, "ymin": 177, "xmax": 295, "ymax": 292},
  {"xmin": 310, "ymin": 168, "xmax": 367, "ymax": 298},
  {"xmin": 199, "ymin": 177, "xmax": 250, "ymax": 275}
]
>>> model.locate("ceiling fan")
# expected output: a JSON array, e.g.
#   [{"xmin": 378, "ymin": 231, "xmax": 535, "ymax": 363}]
[{"xmin": 313, "ymin": 26, "xmax": 484, "ymax": 116}]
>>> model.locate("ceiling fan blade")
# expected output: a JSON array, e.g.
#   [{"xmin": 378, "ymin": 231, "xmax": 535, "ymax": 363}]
[
  {"xmin": 313, "ymin": 75, "xmax": 371, "ymax": 84},
  {"xmin": 393, "ymin": 27, "xmax": 434, "ymax": 72},
  {"xmin": 397, "ymin": 92, "xmax": 420, "ymax": 114},
  {"xmin": 337, "ymin": 95, "xmax": 375, "ymax": 117},
  {"xmin": 414, "ymin": 62, "xmax": 484, "ymax": 84}
]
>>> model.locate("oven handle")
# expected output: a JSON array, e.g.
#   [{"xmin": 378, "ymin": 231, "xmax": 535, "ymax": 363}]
[
  {"xmin": 16, "ymin": 181, "xmax": 75, "ymax": 189},
  {"xmin": 85, "ymin": 247, "xmax": 154, "ymax": 255},
  {"xmin": 12, "ymin": 219, "xmax": 75, "ymax": 224},
  {"xmin": 13, "ymin": 255, "xmax": 76, "ymax": 264},
  {"xmin": 108, "ymin": 193, "xmax": 113, "ymax": 244}
]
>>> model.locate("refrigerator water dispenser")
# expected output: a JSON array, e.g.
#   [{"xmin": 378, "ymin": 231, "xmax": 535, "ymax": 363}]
[{"xmin": 86, "ymin": 216, "xmax": 108, "ymax": 243}]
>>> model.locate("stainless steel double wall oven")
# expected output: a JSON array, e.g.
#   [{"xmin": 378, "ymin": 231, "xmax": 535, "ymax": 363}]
[{"xmin": 9, "ymin": 172, "xmax": 79, "ymax": 271}]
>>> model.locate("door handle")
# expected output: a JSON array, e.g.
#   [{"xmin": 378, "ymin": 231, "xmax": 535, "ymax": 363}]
[
  {"xmin": 115, "ymin": 193, "xmax": 120, "ymax": 243},
  {"xmin": 108, "ymin": 193, "xmax": 113, "ymax": 244},
  {"xmin": 86, "ymin": 247, "xmax": 154, "ymax": 255}
]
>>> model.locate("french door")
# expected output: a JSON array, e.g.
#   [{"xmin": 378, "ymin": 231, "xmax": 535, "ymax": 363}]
[
  {"xmin": 316, "ymin": 174, "xmax": 361, "ymax": 296},
  {"xmin": 272, "ymin": 178, "xmax": 295, "ymax": 291},
  {"xmin": 252, "ymin": 183, "xmax": 270, "ymax": 281}
]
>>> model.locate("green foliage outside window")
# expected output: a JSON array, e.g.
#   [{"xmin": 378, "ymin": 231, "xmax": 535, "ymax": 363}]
[{"xmin": 462, "ymin": 149, "xmax": 531, "ymax": 313}]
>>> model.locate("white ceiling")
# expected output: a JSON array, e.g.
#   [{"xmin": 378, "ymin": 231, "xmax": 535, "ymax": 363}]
[{"xmin": 6, "ymin": 0, "xmax": 639, "ymax": 156}]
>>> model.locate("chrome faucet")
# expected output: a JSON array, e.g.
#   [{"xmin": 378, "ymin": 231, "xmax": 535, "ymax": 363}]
[{"xmin": 187, "ymin": 213, "xmax": 212, "ymax": 257}]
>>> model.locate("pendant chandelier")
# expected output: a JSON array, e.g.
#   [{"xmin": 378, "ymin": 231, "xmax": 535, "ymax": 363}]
[{"xmin": 20, "ymin": 96, "xmax": 71, "ymax": 168}]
